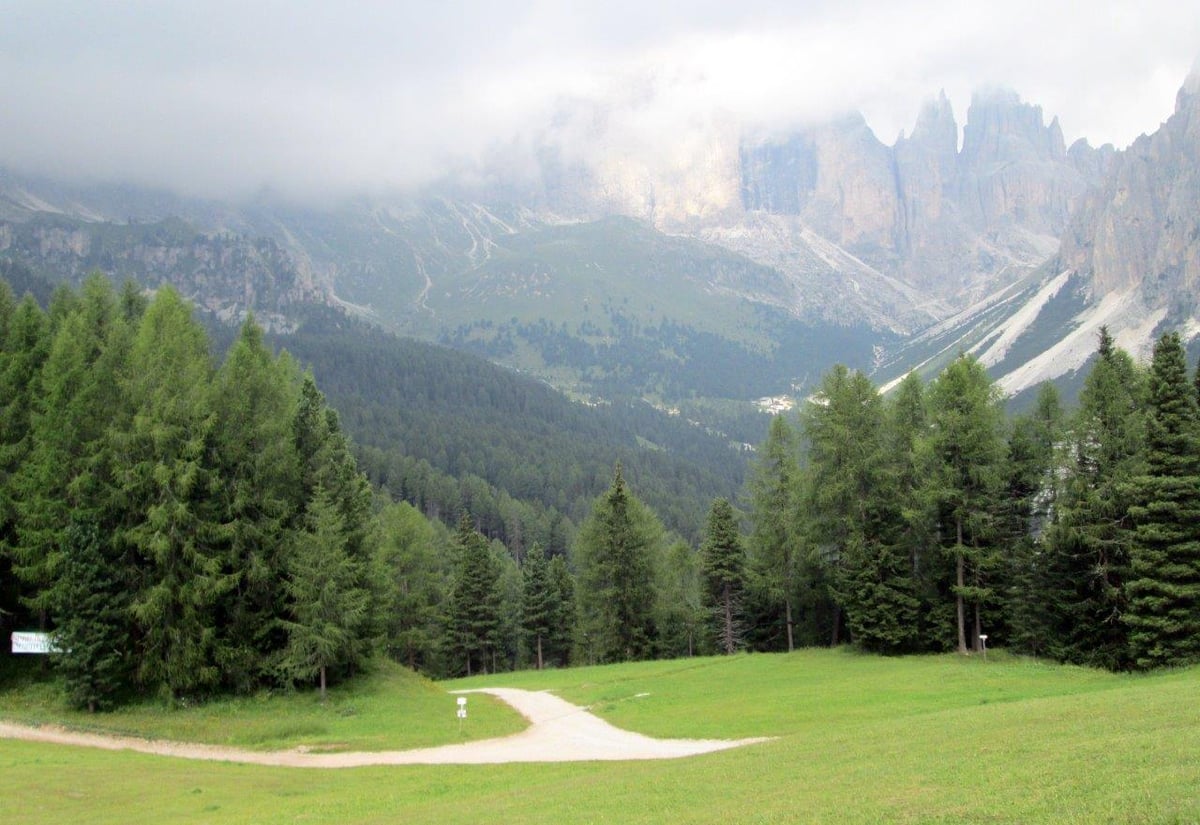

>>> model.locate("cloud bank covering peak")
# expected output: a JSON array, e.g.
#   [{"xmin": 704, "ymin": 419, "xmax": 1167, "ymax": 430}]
[{"xmin": 1, "ymin": 1, "xmax": 1196, "ymax": 202}]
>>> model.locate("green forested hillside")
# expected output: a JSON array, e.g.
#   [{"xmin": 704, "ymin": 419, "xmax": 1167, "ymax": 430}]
[{"xmin": 263, "ymin": 308, "xmax": 755, "ymax": 547}]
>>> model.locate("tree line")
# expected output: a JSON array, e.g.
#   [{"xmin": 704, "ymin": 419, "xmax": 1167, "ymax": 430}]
[
  {"xmin": 735, "ymin": 329, "xmax": 1200, "ymax": 670},
  {"xmin": 4, "ymin": 271, "xmax": 1196, "ymax": 716}
]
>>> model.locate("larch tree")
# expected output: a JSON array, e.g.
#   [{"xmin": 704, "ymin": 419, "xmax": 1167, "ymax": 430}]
[
  {"xmin": 927, "ymin": 353, "xmax": 1007, "ymax": 654},
  {"xmin": 279, "ymin": 485, "xmax": 371, "ymax": 701},
  {"xmin": 211, "ymin": 316, "xmax": 301, "ymax": 691},
  {"xmin": 119, "ymin": 286, "xmax": 232, "ymax": 699},
  {"xmin": 12, "ymin": 275, "xmax": 122, "ymax": 618},
  {"xmin": 372, "ymin": 500, "xmax": 448, "ymax": 672},
  {"xmin": 803, "ymin": 364, "xmax": 916, "ymax": 651}
]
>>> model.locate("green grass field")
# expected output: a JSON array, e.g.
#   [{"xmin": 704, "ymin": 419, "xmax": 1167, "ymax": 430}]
[{"xmin": 2, "ymin": 650, "xmax": 1198, "ymax": 824}]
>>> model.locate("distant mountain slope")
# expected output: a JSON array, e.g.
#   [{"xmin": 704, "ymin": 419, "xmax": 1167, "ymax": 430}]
[{"xmin": 260, "ymin": 310, "xmax": 756, "ymax": 544}]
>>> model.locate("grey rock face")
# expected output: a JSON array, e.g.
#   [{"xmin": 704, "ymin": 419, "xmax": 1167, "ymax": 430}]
[{"xmin": 1062, "ymin": 73, "xmax": 1200, "ymax": 310}]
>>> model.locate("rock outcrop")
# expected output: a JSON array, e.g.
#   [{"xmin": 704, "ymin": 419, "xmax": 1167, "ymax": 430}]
[{"xmin": 1061, "ymin": 69, "xmax": 1200, "ymax": 311}]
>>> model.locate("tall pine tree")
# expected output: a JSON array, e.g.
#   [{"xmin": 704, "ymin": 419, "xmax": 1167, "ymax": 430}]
[
  {"xmin": 1125, "ymin": 332, "xmax": 1200, "ymax": 668},
  {"xmin": 701, "ymin": 498, "xmax": 746, "ymax": 654},
  {"xmin": 1042, "ymin": 329, "xmax": 1144, "ymax": 668},
  {"xmin": 575, "ymin": 464, "xmax": 662, "ymax": 663}
]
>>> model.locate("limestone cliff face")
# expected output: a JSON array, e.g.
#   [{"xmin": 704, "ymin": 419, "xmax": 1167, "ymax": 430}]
[
  {"xmin": 0, "ymin": 214, "xmax": 329, "ymax": 328},
  {"xmin": 737, "ymin": 88, "xmax": 1109, "ymax": 309},
  {"xmin": 1061, "ymin": 72, "xmax": 1200, "ymax": 311},
  {"xmin": 957, "ymin": 90, "xmax": 1086, "ymax": 233},
  {"xmin": 741, "ymin": 113, "xmax": 901, "ymax": 255}
]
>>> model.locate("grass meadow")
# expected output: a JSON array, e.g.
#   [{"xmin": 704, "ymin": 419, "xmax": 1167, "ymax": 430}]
[{"xmin": 2, "ymin": 649, "xmax": 1198, "ymax": 824}]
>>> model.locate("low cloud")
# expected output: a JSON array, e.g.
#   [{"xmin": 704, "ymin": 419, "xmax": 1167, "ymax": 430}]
[{"xmin": 0, "ymin": 0, "xmax": 1195, "ymax": 202}]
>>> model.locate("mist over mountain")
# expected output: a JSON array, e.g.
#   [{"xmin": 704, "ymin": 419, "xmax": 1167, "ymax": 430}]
[{"xmin": 3, "ymin": 62, "xmax": 1200, "ymax": 411}]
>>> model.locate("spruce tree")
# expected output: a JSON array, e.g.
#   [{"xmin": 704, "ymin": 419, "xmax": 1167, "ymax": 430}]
[
  {"xmin": 575, "ymin": 464, "xmax": 662, "ymax": 663},
  {"xmin": 520, "ymin": 544, "xmax": 555, "ymax": 669},
  {"xmin": 883, "ymin": 372, "xmax": 938, "ymax": 648},
  {"xmin": 1125, "ymin": 332, "xmax": 1200, "ymax": 668},
  {"xmin": 447, "ymin": 515, "xmax": 503, "ymax": 675},
  {"xmin": 50, "ymin": 519, "xmax": 132, "ymax": 712},
  {"xmin": 1003, "ymin": 383, "xmax": 1064, "ymax": 658},
  {"xmin": 1042, "ymin": 329, "xmax": 1144, "ymax": 668},
  {"xmin": 803, "ymin": 365, "xmax": 920, "ymax": 651},
  {"xmin": 701, "ymin": 498, "xmax": 746, "ymax": 654},
  {"xmin": 546, "ymin": 555, "xmax": 576, "ymax": 667},
  {"xmin": 746, "ymin": 415, "xmax": 801, "ymax": 651}
]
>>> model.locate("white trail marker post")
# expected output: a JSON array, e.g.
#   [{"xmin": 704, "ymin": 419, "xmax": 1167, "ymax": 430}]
[{"xmin": 457, "ymin": 696, "xmax": 467, "ymax": 737}]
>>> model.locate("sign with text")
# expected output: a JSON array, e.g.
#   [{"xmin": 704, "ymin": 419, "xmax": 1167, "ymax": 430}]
[{"xmin": 11, "ymin": 632, "xmax": 60, "ymax": 654}]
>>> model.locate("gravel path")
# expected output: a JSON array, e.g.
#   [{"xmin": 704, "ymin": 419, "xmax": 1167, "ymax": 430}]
[{"xmin": 0, "ymin": 688, "xmax": 768, "ymax": 767}]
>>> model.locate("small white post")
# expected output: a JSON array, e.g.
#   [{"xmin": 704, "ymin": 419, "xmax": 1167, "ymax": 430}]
[
  {"xmin": 456, "ymin": 696, "xmax": 467, "ymax": 736},
  {"xmin": 979, "ymin": 634, "xmax": 988, "ymax": 661}
]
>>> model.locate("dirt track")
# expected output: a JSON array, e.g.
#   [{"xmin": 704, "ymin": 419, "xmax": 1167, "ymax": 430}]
[{"xmin": 0, "ymin": 688, "xmax": 768, "ymax": 767}]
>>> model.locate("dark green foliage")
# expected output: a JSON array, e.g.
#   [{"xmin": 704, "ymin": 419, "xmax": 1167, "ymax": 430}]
[
  {"xmin": 803, "ymin": 367, "xmax": 921, "ymax": 653},
  {"xmin": 1125, "ymin": 332, "xmax": 1200, "ymax": 668},
  {"xmin": 1041, "ymin": 330, "xmax": 1144, "ymax": 669},
  {"xmin": 701, "ymin": 499, "xmax": 746, "ymax": 654},
  {"xmin": 546, "ymin": 555, "xmax": 576, "ymax": 667},
  {"xmin": 49, "ymin": 519, "xmax": 131, "ymax": 712},
  {"xmin": 269, "ymin": 312, "xmax": 749, "ymax": 546},
  {"xmin": 0, "ymin": 273, "xmax": 387, "ymax": 702},
  {"xmin": 927, "ymin": 354, "xmax": 1007, "ymax": 654},
  {"xmin": 447, "ymin": 516, "xmax": 503, "ymax": 676},
  {"xmin": 520, "ymin": 545, "xmax": 555, "ymax": 669},
  {"xmin": 745, "ymin": 415, "xmax": 802, "ymax": 652},
  {"xmin": 210, "ymin": 317, "xmax": 301, "ymax": 691},
  {"xmin": 576, "ymin": 465, "xmax": 662, "ymax": 663},
  {"xmin": 1003, "ymin": 383, "xmax": 1065, "ymax": 658},
  {"xmin": 372, "ymin": 501, "xmax": 449, "ymax": 673}
]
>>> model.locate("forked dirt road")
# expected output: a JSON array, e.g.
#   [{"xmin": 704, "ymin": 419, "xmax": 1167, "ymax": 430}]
[{"xmin": 0, "ymin": 688, "xmax": 768, "ymax": 767}]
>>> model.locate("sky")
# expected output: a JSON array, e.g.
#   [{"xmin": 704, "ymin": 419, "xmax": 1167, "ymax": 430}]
[{"xmin": 1, "ymin": 1, "xmax": 1197, "ymax": 202}]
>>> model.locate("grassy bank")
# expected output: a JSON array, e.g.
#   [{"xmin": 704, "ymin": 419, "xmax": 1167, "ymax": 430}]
[{"xmin": 3, "ymin": 649, "xmax": 1198, "ymax": 824}]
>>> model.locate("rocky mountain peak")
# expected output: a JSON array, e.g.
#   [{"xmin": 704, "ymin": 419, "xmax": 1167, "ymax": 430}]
[
  {"xmin": 961, "ymin": 88, "xmax": 1066, "ymax": 168},
  {"xmin": 908, "ymin": 90, "xmax": 959, "ymax": 157}
]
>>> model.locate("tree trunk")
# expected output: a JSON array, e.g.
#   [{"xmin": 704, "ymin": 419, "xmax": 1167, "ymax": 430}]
[
  {"xmin": 723, "ymin": 587, "xmax": 735, "ymax": 654},
  {"xmin": 830, "ymin": 603, "xmax": 841, "ymax": 646},
  {"xmin": 956, "ymin": 517, "xmax": 968, "ymax": 654},
  {"xmin": 536, "ymin": 633, "xmax": 543, "ymax": 671},
  {"xmin": 785, "ymin": 597, "xmax": 795, "ymax": 652},
  {"xmin": 973, "ymin": 601, "xmax": 982, "ymax": 652},
  {"xmin": 319, "ymin": 665, "xmax": 327, "ymax": 703}
]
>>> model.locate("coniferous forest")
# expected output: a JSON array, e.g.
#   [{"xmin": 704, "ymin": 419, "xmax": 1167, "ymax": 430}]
[{"xmin": 2, "ymin": 272, "xmax": 1199, "ymax": 713}]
